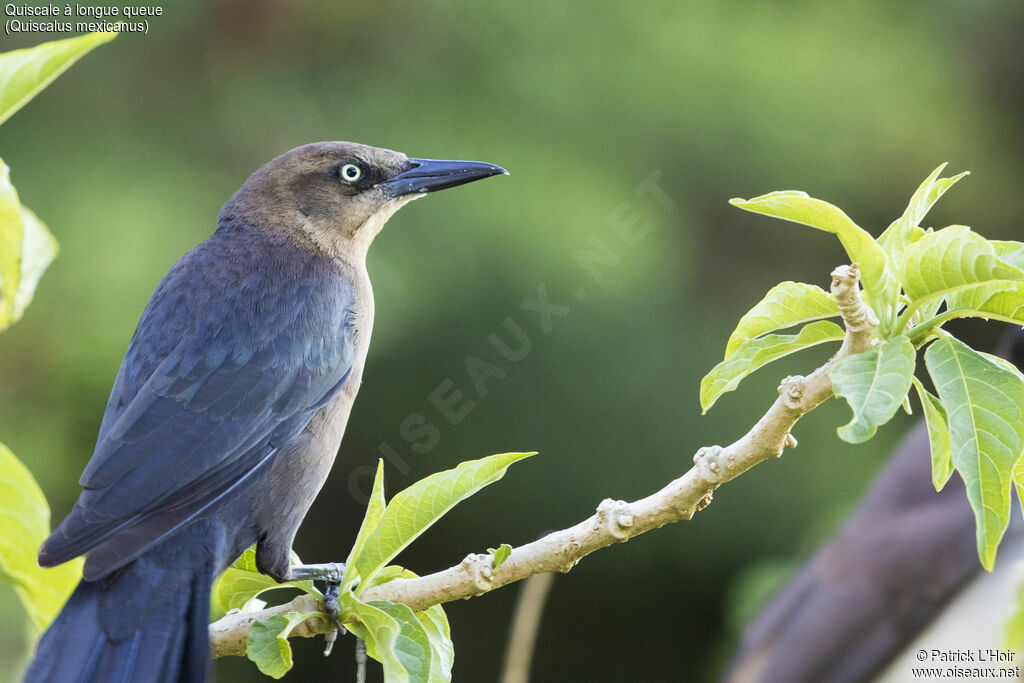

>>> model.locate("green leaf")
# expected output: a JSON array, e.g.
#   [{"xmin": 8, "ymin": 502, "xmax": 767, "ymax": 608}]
[
  {"xmin": 912, "ymin": 377, "xmax": 954, "ymax": 491},
  {"xmin": 362, "ymin": 564, "xmax": 409, "ymax": 591},
  {"xmin": 341, "ymin": 594, "xmax": 414, "ymax": 683},
  {"xmin": 342, "ymin": 458, "xmax": 387, "ymax": 589},
  {"xmin": 0, "ymin": 164, "xmax": 60, "ymax": 330},
  {"xmin": 830, "ymin": 337, "xmax": 916, "ymax": 444},
  {"xmin": 369, "ymin": 601, "xmax": 434, "ymax": 683},
  {"xmin": 879, "ymin": 164, "xmax": 969, "ymax": 266},
  {"xmin": 0, "ymin": 158, "xmax": 24, "ymax": 327},
  {"xmin": 487, "ymin": 543, "xmax": 512, "ymax": 570},
  {"xmin": 417, "ymin": 605, "xmax": 454, "ymax": 683},
  {"xmin": 700, "ymin": 320, "xmax": 845, "ymax": 413},
  {"xmin": 724, "ymin": 281, "xmax": 839, "ymax": 359},
  {"xmin": 355, "ymin": 559, "xmax": 455, "ymax": 681},
  {"xmin": 945, "ymin": 282, "xmax": 1024, "ymax": 326},
  {"xmin": 992, "ymin": 240, "xmax": 1024, "ymax": 269},
  {"xmin": 900, "ymin": 226, "xmax": 1024, "ymax": 307},
  {"xmin": 212, "ymin": 546, "xmax": 317, "ymax": 617},
  {"xmin": 246, "ymin": 611, "xmax": 322, "ymax": 679},
  {"xmin": 0, "ymin": 442, "xmax": 82, "ymax": 631},
  {"xmin": 925, "ymin": 336, "xmax": 1024, "ymax": 570},
  {"xmin": 729, "ymin": 192, "xmax": 894, "ymax": 322},
  {"xmin": 353, "ymin": 452, "xmax": 535, "ymax": 588},
  {"xmin": 913, "ymin": 244, "xmax": 1024, "ymax": 333},
  {"xmin": 0, "ymin": 30, "xmax": 117, "ymax": 127},
  {"xmin": 11, "ymin": 204, "xmax": 57, "ymax": 322}
]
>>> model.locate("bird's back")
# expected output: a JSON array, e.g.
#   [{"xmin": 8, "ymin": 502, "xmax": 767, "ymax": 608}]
[{"xmin": 41, "ymin": 220, "xmax": 363, "ymax": 581}]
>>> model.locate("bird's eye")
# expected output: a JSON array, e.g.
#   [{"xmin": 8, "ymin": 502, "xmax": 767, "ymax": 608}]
[{"xmin": 339, "ymin": 163, "xmax": 363, "ymax": 183}]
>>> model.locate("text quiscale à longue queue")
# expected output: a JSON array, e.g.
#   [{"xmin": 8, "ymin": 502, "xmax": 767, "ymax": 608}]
[
  {"xmin": 4, "ymin": 4, "xmax": 161, "ymax": 33},
  {"xmin": 4, "ymin": 4, "xmax": 162, "ymax": 17}
]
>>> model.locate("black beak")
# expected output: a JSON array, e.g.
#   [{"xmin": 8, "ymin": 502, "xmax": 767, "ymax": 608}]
[{"xmin": 381, "ymin": 158, "xmax": 508, "ymax": 197}]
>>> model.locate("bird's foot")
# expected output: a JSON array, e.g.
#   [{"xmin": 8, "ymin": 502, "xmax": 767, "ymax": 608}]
[
  {"xmin": 291, "ymin": 563, "xmax": 347, "ymax": 655},
  {"xmin": 323, "ymin": 581, "xmax": 343, "ymax": 630}
]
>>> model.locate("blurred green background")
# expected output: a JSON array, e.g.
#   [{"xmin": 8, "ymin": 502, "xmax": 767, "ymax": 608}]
[{"xmin": 2, "ymin": 1, "xmax": 1023, "ymax": 680}]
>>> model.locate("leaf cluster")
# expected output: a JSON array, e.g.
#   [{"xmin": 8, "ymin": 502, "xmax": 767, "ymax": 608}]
[
  {"xmin": 220, "ymin": 453, "xmax": 534, "ymax": 680},
  {"xmin": 702, "ymin": 165, "xmax": 1024, "ymax": 570}
]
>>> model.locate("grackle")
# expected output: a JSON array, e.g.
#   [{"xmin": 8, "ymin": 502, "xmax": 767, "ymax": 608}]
[{"xmin": 24, "ymin": 142, "xmax": 506, "ymax": 682}]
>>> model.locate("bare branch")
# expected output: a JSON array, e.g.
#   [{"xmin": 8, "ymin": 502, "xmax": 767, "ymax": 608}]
[{"xmin": 209, "ymin": 264, "xmax": 876, "ymax": 659}]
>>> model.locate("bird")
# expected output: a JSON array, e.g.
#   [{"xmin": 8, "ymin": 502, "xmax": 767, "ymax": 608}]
[
  {"xmin": 23, "ymin": 141, "xmax": 507, "ymax": 683},
  {"xmin": 726, "ymin": 327, "xmax": 1024, "ymax": 683}
]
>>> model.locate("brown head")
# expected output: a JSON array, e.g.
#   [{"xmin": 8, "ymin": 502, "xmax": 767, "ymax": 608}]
[{"xmin": 219, "ymin": 141, "xmax": 506, "ymax": 260}]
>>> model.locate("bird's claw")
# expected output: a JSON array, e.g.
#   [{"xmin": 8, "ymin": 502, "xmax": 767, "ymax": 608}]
[
  {"xmin": 324, "ymin": 581, "xmax": 343, "ymax": 630},
  {"xmin": 290, "ymin": 562, "xmax": 347, "ymax": 657}
]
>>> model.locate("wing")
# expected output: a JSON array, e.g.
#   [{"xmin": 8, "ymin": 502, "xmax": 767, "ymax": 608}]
[{"xmin": 40, "ymin": 230, "xmax": 358, "ymax": 579}]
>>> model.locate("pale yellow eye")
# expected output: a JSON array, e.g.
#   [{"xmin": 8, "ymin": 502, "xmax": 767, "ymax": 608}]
[{"xmin": 340, "ymin": 163, "xmax": 362, "ymax": 182}]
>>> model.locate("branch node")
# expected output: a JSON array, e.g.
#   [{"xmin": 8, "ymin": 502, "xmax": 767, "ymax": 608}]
[
  {"xmin": 596, "ymin": 498, "xmax": 634, "ymax": 540},
  {"xmin": 777, "ymin": 375, "xmax": 805, "ymax": 410},
  {"xmin": 831, "ymin": 264, "xmax": 877, "ymax": 333},
  {"xmin": 460, "ymin": 553, "xmax": 496, "ymax": 592},
  {"xmin": 692, "ymin": 445, "xmax": 728, "ymax": 483}
]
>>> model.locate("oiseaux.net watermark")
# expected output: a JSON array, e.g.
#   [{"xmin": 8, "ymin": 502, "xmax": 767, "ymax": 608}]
[{"xmin": 910, "ymin": 649, "xmax": 1020, "ymax": 679}]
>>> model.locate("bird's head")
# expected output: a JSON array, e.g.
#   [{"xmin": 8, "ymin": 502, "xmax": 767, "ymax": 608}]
[{"xmin": 220, "ymin": 141, "xmax": 507, "ymax": 259}]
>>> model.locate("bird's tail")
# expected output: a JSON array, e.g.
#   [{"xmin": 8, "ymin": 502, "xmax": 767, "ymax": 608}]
[{"xmin": 23, "ymin": 553, "xmax": 214, "ymax": 683}]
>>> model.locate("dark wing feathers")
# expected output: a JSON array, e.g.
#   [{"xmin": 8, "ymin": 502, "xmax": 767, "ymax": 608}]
[{"xmin": 41, "ymin": 230, "xmax": 356, "ymax": 578}]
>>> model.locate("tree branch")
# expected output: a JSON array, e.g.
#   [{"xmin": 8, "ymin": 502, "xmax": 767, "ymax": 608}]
[{"xmin": 209, "ymin": 264, "xmax": 876, "ymax": 659}]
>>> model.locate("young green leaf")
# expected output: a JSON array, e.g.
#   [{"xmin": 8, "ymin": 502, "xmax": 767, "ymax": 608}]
[
  {"xmin": 728, "ymin": 192, "xmax": 894, "ymax": 321},
  {"xmin": 878, "ymin": 164, "xmax": 969, "ymax": 266},
  {"xmin": 900, "ymin": 226, "xmax": 1024, "ymax": 308},
  {"xmin": 914, "ymin": 245, "xmax": 1024, "ymax": 333},
  {"xmin": 945, "ymin": 283, "xmax": 1024, "ymax": 326},
  {"xmin": 417, "ymin": 605, "xmax": 454, "ymax": 683},
  {"xmin": 925, "ymin": 336, "xmax": 1024, "ymax": 570},
  {"xmin": 246, "ymin": 611, "xmax": 323, "ymax": 679},
  {"xmin": 11, "ymin": 204, "xmax": 57, "ymax": 323},
  {"xmin": 356, "ymin": 556, "xmax": 457, "ymax": 682},
  {"xmin": 341, "ymin": 594, "xmax": 418, "ymax": 683},
  {"xmin": 0, "ymin": 158, "xmax": 24, "ymax": 327},
  {"xmin": 992, "ymin": 240, "xmax": 1024, "ymax": 269},
  {"xmin": 369, "ymin": 601, "xmax": 434, "ymax": 683},
  {"xmin": 0, "ymin": 442, "xmax": 82, "ymax": 631},
  {"xmin": 352, "ymin": 452, "xmax": 535, "ymax": 588},
  {"xmin": 912, "ymin": 377, "xmax": 955, "ymax": 491},
  {"xmin": 488, "ymin": 543, "xmax": 513, "ymax": 570},
  {"xmin": 212, "ymin": 546, "xmax": 317, "ymax": 616},
  {"xmin": 700, "ymin": 320, "xmax": 845, "ymax": 413},
  {"xmin": 342, "ymin": 459, "xmax": 387, "ymax": 589},
  {"xmin": 0, "ymin": 30, "xmax": 117, "ymax": 127},
  {"xmin": 830, "ymin": 337, "xmax": 915, "ymax": 444},
  {"xmin": 724, "ymin": 281, "xmax": 839, "ymax": 359}
]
